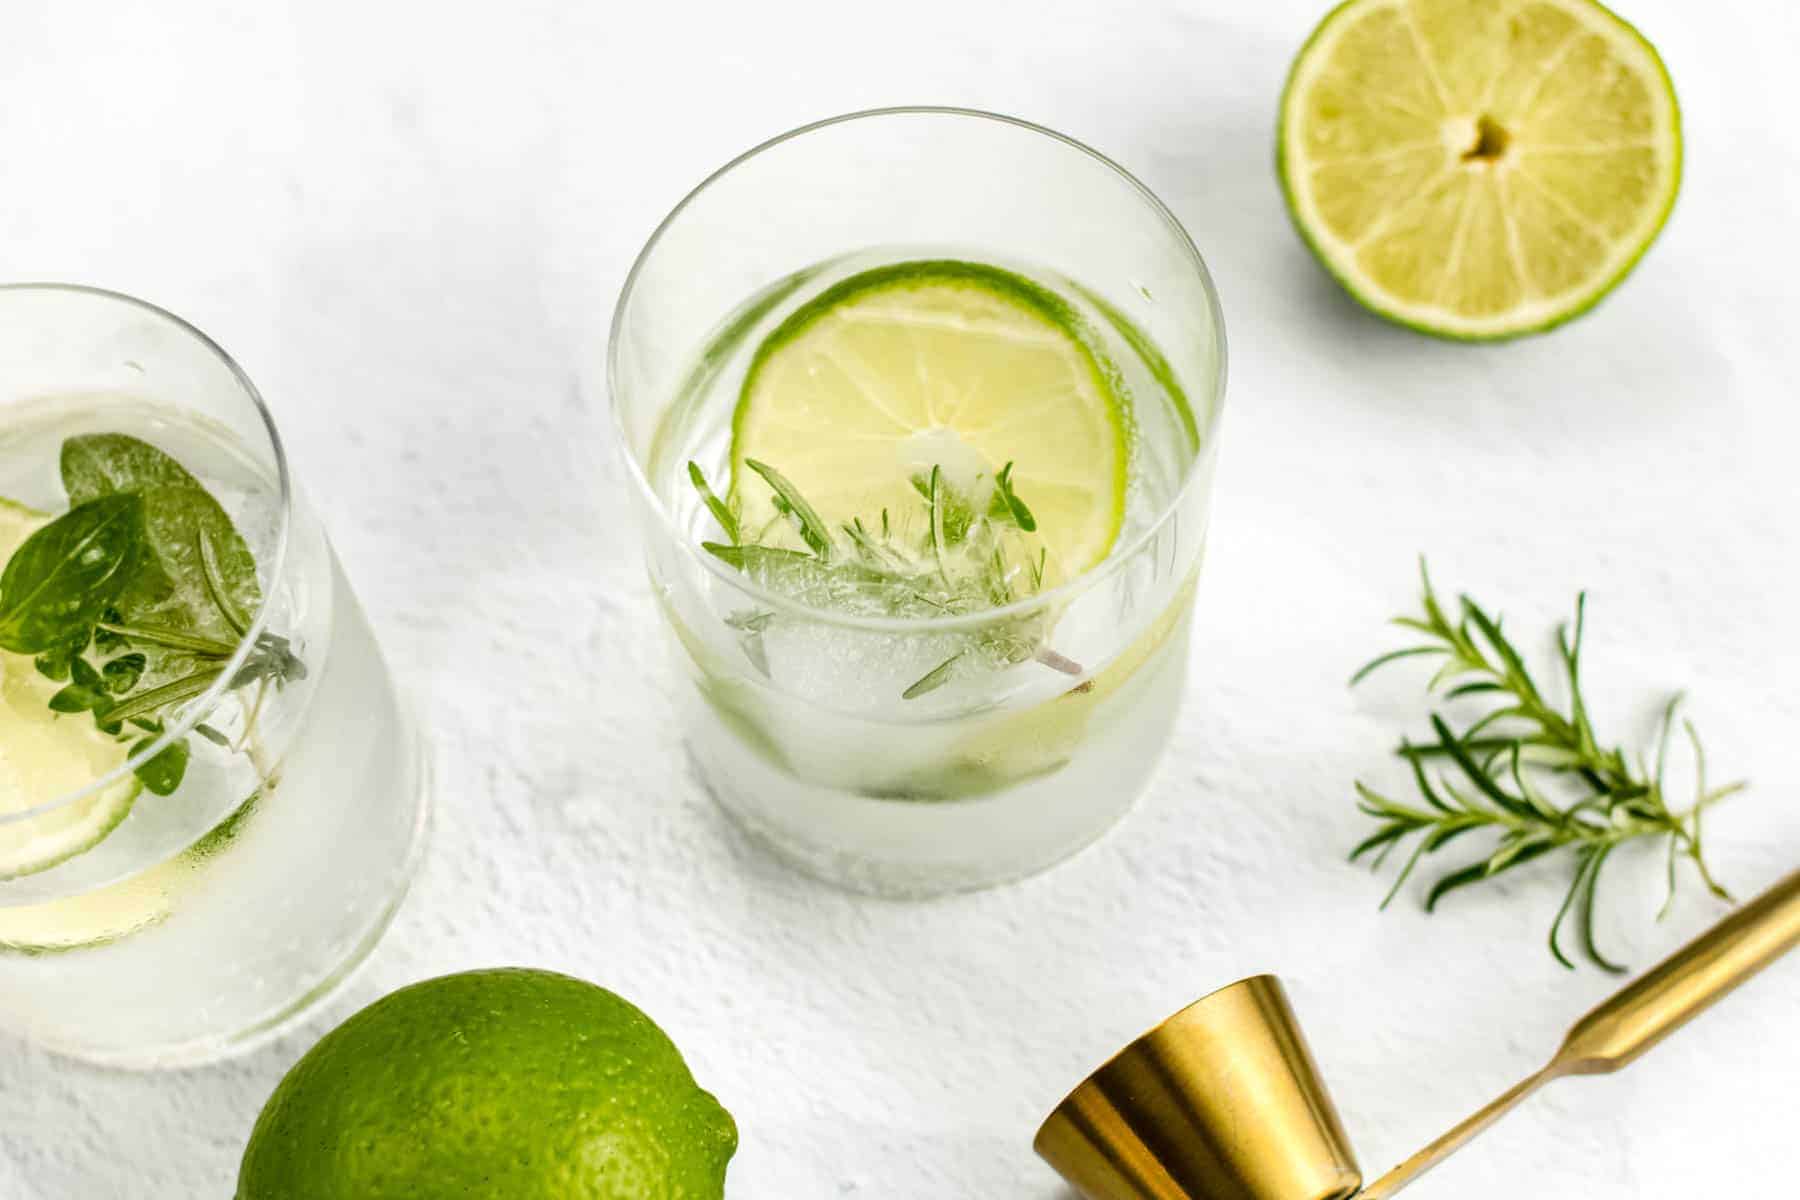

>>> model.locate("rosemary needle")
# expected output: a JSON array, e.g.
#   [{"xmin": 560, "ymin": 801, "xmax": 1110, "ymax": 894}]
[{"xmin": 689, "ymin": 459, "xmax": 1059, "ymax": 698}]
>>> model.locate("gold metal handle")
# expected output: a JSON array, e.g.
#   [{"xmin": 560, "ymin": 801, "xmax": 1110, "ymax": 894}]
[
  {"xmin": 1556, "ymin": 867, "xmax": 1800, "ymax": 1073},
  {"xmin": 1363, "ymin": 866, "xmax": 1800, "ymax": 1199}
]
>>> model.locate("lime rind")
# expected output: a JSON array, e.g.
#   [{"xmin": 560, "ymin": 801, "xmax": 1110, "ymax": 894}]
[
  {"xmin": 236, "ymin": 969, "xmax": 738, "ymax": 1199},
  {"xmin": 1075, "ymin": 283, "xmax": 1201, "ymax": 453},
  {"xmin": 0, "ymin": 779, "xmax": 139, "ymax": 884},
  {"xmin": 1277, "ymin": 0, "xmax": 1682, "ymax": 341}
]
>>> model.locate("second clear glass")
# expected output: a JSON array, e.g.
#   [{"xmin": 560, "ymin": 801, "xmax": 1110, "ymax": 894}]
[
  {"xmin": 608, "ymin": 109, "xmax": 1227, "ymax": 897},
  {"xmin": 0, "ymin": 286, "xmax": 429, "ymax": 1067}
]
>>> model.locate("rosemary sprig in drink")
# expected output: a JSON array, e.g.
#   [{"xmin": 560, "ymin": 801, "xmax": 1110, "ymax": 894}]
[
  {"xmin": 1350, "ymin": 561, "xmax": 1742, "ymax": 972},
  {"xmin": 688, "ymin": 458, "xmax": 1066, "ymax": 698}
]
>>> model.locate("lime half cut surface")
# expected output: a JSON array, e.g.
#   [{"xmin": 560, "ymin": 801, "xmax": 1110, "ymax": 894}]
[
  {"xmin": 1279, "ymin": 0, "xmax": 1681, "ymax": 339},
  {"xmin": 730, "ymin": 261, "xmax": 1129, "ymax": 586},
  {"xmin": 0, "ymin": 501, "xmax": 140, "ymax": 881}
]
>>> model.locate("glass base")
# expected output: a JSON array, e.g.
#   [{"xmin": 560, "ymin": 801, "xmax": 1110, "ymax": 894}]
[
  {"xmin": 691, "ymin": 630, "xmax": 1190, "ymax": 898},
  {"xmin": 705, "ymin": 769, "xmax": 1143, "ymax": 899},
  {"xmin": 33, "ymin": 722, "xmax": 430, "ymax": 1070}
]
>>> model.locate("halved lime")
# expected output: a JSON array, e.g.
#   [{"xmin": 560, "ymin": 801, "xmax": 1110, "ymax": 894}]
[
  {"xmin": 0, "ymin": 502, "xmax": 141, "ymax": 880},
  {"xmin": 238, "ymin": 969, "xmax": 737, "ymax": 1199},
  {"xmin": 1278, "ymin": 0, "xmax": 1681, "ymax": 339},
  {"xmin": 731, "ymin": 261, "xmax": 1129, "ymax": 584}
]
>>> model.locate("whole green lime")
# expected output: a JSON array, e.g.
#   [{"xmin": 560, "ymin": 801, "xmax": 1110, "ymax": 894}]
[{"xmin": 237, "ymin": 968, "xmax": 737, "ymax": 1199}]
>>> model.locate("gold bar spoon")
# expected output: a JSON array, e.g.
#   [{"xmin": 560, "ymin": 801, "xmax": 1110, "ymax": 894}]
[
  {"xmin": 1361, "ymin": 865, "xmax": 1800, "ymax": 1197},
  {"xmin": 1038, "ymin": 866, "xmax": 1800, "ymax": 1200}
]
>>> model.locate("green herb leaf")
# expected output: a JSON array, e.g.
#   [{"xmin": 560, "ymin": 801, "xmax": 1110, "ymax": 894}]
[
  {"xmin": 903, "ymin": 653, "xmax": 962, "ymax": 700},
  {"xmin": 688, "ymin": 462, "xmax": 741, "ymax": 545},
  {"xmin": 102, "ymin": 652, "xmax": 148, "ymax": 694},
  {"xmin": 48, "ymin": 681, "xmax": 104, "ymax": 715},
  {"xmin": 91, "ymin": 610, "xmax": 127, "ymax": 652},
  {"xmin": 0, "ymin": 494, "xmax": 144, "ymax": 654},
  {"xmin": 709, "ymin": 453, "xmax": 1065, "ymax": 698},
  {"xmin": 193, "ymin": 723, "xmax": 231, "ymax": 748},
  {"xmin": 992, "ymin": 462, "xmax": 1037, "ymax": 532},
  {"xmin": 69, "ymin": 655, "xmax": 104, "ymax": 691},
  {"xmin": 127, "ymin": 484, "xmax": 260, "ymax": 638},
  {"xmin": 723, "ymin": 610, "xmax": 774, "ymax": 635},
  {"xmin": 103, "ymin": 669, "xmax": 224, "ymax": 728},
  {"xmin": 0, "ymin": 433, "xmax": 306, "ymax": 811},
  {"xmin": 130, "ymin": 736, "xmax": 189, "ymax": 796},
  {"xmin": 34, "ymin": 646, "xmax": 79, "ymax": 681},
  {"xmin": 231, "ymin": 632, "xmax": 307, "ymax": 689},
  {"xmin": 744, "ymin": 458, "xmax": 834, "ymax": 559},
  {"xmin": 703, "ymin": 542, "xmax": 817, "ymax": 572},
  {"xmin": 1351, "ymin": 563, "xmax": 1743, "ymax": 970},
  {"xmin": 926, "ymin": 466, "xmax": 949, "ymax": 581},
  {"xmin": 724, "ymin": 609, "xmax": 773, "ymax": 676},
  {"xmin": 935, "ymin": 471, "xmax": 976, "ymax": 545},
  {"xmin": 63, "ymin": 432, "xmax": 206, "ymax": 497},
  {"xmin": 96, "ymin": 620, "xmax": 237, "ymax": 658},
  {"xmin": 198, "ymin": 527, "xmax": 250, "ymax": 636},
  {"xmin": 63, "ymin": 434, "xmax": 261, "ymax": 639}
]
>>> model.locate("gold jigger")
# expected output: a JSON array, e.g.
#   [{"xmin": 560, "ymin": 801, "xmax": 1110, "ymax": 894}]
[
  {"xmin": 1038, "ymin": 867, "xmax": 1800, "ymax": 1200},
  {"xmin": 1035, "ymin": 975, "xmax": 1360, "ymax": 1200}
]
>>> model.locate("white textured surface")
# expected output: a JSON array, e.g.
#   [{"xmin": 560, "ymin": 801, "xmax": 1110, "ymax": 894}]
[{"xmin": 2, "ymin": 1, "xmax": 1798, "ymax": 1195}]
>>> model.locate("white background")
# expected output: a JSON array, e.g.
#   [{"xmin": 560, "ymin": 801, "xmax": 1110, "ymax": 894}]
[{"xmin": 2, "ymin": 1, "xmax": 1797, "ymax": 1195}]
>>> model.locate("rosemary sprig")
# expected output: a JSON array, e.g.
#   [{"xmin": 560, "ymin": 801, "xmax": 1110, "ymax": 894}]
[
  {"xmin": 1351, "ymin": 561, "xmax": 1743, "ymax": 971},
  {"xmin": 689, "ymin": 458, "xmax": 1057, "ymax": 697}
]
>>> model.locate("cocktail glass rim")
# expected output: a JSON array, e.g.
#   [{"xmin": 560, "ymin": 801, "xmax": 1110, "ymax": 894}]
[
  {"xmin": 608, "ymin": 105, "xmax": 1228, "ymax": 636},
  {"xmin": 0, "ymin": 282, "xmax": 293, "ymax": 828}
]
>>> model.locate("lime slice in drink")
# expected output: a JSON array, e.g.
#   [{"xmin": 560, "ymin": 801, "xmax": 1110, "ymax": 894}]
[
  {"xmin": 0, "ymin": 859, "xmax": 180, "ymax": 953},
  {"xmin": 906, "ymin": 574, "xmax": 1198, "ymax": 799},
  {"xmin": 1278, "ymin": 0, "xmax": 1681, "ymax": 339},
  {"xmin": 0, "ymin": 501, "xmax": 141, "ymax": 881},
  {"xmin": 731, "ymin": 260, "xmax": 1128, "ymax": 584}
]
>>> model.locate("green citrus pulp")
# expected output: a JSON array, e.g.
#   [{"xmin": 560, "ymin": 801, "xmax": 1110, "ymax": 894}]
[
  {"xmin": 729, "ymin": 260, "xmax": 1129, "ymax": 585},
  {"xmin": 1279, "ymin": 0, "xmax": 1681, "ymax": 339}
]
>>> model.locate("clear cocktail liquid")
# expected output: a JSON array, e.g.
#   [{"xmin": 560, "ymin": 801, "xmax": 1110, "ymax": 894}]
[
  {"xmin": 645, "ymin": 250, "xmax": 1215, "ymax": 894},
  {"xmin": 0, "ymin": 401, "xmax": 425, "ymax": 1066}
]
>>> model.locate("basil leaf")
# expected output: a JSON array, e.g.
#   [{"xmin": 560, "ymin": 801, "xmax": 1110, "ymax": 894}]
[
  {"xmin": 128, "ymin": 484, "xmax": 261, "ymax": 638},
  {"xmin": 64, "ymin": 432, "xmax": 210, "ymax": 498},
  {"xmin": 0, "ymin": 494, "xmax": 144, "ymax": 654},
  {"xmin": 61, "ymin": 434, "xmax": 261, "ymax": 639},
  {"xmin": 130, "ymin": 736, "xmax": 189, "ymax": 796}
]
